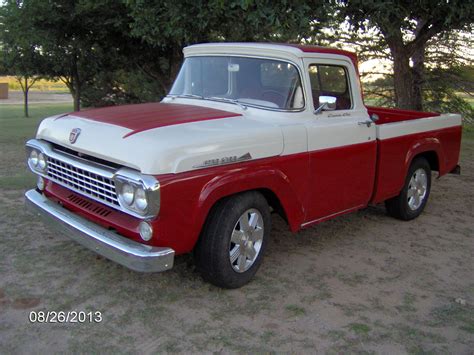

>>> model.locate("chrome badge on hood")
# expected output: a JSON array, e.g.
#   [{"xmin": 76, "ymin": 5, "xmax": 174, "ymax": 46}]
[
  {"xmin": 193, "ymin": 153, "xmax": 252, "ymax": 169},
  {"xmin": 69, "ymin": 128, "xmax": 81, "ymax": 144}
]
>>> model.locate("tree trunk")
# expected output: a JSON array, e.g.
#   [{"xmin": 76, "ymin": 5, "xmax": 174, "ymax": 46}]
[
  {"xmin": 68, "ymin": 77, "xmax": 81, "ymax": 112},
  {"xmin": 72, "ymin": 56, "xmax": 81, "ymax": 111},
  {"xmin": 411, "ymin": 42, "xmax": 426, "ymax": 111},
  {"xmin": 73, "ymin": 84, "xmax": 81, "ymax": 111},
  {"xmin": 63, "ymin": 80, "xmax": 79, "ymax": 111},
  {"xmin": 391, "ymin": 45, "xmax": 415, "ymax": 110},
  {"xmin": 24, "ymin": 78, "xmax": 29, "ymax": 118}
]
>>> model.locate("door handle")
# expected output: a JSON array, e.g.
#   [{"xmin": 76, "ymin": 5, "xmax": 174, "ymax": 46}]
[{"xmin": 358, "ymin": 120, "xmax": 373, "ymax": 127}]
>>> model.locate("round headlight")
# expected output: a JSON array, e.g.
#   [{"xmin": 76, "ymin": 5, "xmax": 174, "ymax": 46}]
[
  {"xmin": 135, "ymin": 187, "xmax": 148, "ymax": 211},
  {"xmin": 29, "ymin": 150, "xmax": 39, "ymax": 167},
  {"xmin": 38, "ymin": 152, "xmax": 47, "ymax": 170},
  {"xmin": 139, "ymin": 221, "xmax": 153, "ymax": 241},
  {"xmin": 122, "ymin": 183, "xmax": 135, "ymax": 205}
]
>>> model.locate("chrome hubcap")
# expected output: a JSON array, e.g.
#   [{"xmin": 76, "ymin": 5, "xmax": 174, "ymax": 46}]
[
  {"xmin": 229, "ymin": 209, "xmax": 264, "ymax": 273},
  {"xmin": 407, "ymin": 168, "xmax": 428, "ymax": 210}
]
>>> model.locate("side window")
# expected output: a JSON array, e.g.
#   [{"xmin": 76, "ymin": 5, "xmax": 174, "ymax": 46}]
[{"xmin": 308, "ymin": 64, "xmax": 352, "ymax": 110}]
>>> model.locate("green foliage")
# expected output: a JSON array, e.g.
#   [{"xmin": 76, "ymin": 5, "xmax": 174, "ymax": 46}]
[
  {"xmin": 339, "ymin": 0, "xmax": 474, "ymax": 110},
  {"xmin": 363, "ymin": 65, "xmax": 474, "ymax": 122},
  {"xmin": 121, "ymin": 0, "xmax": 328, "ymax": 100},
  {"xmin": 0, "ymin": 2, "xmax": 52, "ymax": 116},
  {"xmin": 1, "ymin": 0, "xmax": 472, "ymax": 115},
  {"xmin": 424, "ymin": 66, "xmax": 474, "ymax": 123},
  {"xmin": 0, "ymin": 0, "xmax": 139, "ymax": 110},
  {"xmin": 127, "ymin": 0, "xmax": 319, "ymax": 44},
  {"xmin": 0, "ymin": 3, "xmax": 45, "ymax": 78},
  {"xmin": 1, "ymin": 0, "xmax": 330, "ymax": 108},
  {"xmin": 340, "ymin": 0, "xmax": 474, "ymax": 39}
]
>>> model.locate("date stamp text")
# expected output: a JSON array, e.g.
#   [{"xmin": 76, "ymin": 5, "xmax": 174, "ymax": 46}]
[{"xmin": 29, "ymin": 311, "xmax": 102, "ymax": 323}]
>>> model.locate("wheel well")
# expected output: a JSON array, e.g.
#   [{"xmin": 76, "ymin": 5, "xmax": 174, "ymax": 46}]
[
  {"xmin": 415, "ymin": 151, "xmax": 439, "ymax": 172},
  {"xmin": 196, "ymin": 188, "xmax": 290, "ymax": 249},
  {"xmin": 203, "ymin": 188, "xmax": 289, "ymax": 228},
  {"xmin": 257, "ymin": 188, "xmax": 288, "ymax": 223}
]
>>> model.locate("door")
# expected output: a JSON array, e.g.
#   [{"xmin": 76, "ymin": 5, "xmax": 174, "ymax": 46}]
[{"xmin": 303, "ymin": 59, "xmax": 377, "ymax": 224}]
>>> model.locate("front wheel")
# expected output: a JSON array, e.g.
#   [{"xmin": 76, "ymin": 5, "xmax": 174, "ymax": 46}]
[
  {"xmin": 385, "ymin": 157, "xmax": 432, "ymax": 220},
  {"xmin": 194, "ymin": 191, "xmax": 271, "ymax": 288}
]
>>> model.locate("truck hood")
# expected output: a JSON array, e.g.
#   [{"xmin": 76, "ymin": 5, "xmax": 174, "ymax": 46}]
[{"xmin": 36, "ymin": 102, "xmax": 284, "ymax": 174}]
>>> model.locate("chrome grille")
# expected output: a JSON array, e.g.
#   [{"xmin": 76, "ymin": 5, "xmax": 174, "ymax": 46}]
[{"xmin": 46, "ymin": 156, "xmax": 119, "ymax": 206}]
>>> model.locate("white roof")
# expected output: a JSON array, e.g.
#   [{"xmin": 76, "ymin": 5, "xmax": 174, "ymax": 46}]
[{"xmin": 183, "ymin": 42, "xmax": 356, "ymax": 65}]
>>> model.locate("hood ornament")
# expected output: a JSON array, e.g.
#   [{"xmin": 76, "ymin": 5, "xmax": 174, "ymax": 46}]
[{"xmin": 69, "ymin": 128, "xmax": 81, "ymax": 144}]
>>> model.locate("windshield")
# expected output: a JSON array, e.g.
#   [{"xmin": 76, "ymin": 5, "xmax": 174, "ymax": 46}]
[{"xmin": 169, "ymin": 56, "xmax": 304, "ymax": 110}]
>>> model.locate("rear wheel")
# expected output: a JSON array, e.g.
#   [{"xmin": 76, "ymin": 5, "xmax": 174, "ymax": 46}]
[
  {"xmin": 195, "ymin": 191, "xmax": 271, "ymax": 288},
  {"xmin": 385, "ymin": 157, "xmax": 431, "ymax": 220}
]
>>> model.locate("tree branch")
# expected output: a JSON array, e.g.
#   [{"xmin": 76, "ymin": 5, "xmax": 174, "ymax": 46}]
[{"xmin": 15, "ymin": 76, "xmax": 26, "ymax": 93}]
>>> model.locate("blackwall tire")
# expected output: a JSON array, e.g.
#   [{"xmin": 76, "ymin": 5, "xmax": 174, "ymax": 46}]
[
  {"xmin": 194, "ymin": 191, "xmax": 271, "ymax": 289},
  {"xmin": 385, "ymin": 157, "xmax": 432, "ymax": 221}
]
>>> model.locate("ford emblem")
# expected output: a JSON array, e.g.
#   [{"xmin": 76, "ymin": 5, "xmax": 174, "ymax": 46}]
[{"xmin": 69, "ymin": 128, "xmax": 81, "ymax": 144}]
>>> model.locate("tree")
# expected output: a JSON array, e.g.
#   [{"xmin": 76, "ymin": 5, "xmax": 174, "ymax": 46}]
[
  {"xmin": 339, "ymin": 0, "xmax": 474, "ymax": 110},
  {"xmin": 1, "ymin": 0, "xmax": 333, "ymax": 109},
  {"xmin": 0, "ymin": 45, "xmax": 42, "ymax": 118},
  {"xmin": 1, "ymin": 0, "xmax": 135, "ymax": 111},
  {"xmin": 123, "ymin": 0, "xmax": 330, "ymax": 98},
  {"xmin": 31, "ymin": 0, "xmax": 135, "ymax": 111},
  {"xmin": 0, "ymin": 3, "xmax": 45, "ymax": 117}
]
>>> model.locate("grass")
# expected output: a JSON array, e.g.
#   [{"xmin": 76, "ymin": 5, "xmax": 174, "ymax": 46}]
[
  {"xmin": 429, "ymin": 303, "xmax": 474, "ymax": 334},
  {"xmin": 347, "ymin": 322, "xmax": 371, "ymax": 335},
  {"xmin": 0, "ymin": 103, "xmax": 72, "ymax": 143},
  {"xmin": 463, "ymin": 125, "xmax": 474, "ymax": 140},
  {"xmin": 0, "ymin": 103, "xmax": 72, "ymax": 189},
  {"xmin": 285, "ymin": 304, "xmax": 306, "ymax": 317},
  {"xmin": 396, "ymin": 292, "xmax": 418, "ymax": 313},
  {"xmin": 337, "ymin": 272, "xmax": 369, "ymax": 287}
]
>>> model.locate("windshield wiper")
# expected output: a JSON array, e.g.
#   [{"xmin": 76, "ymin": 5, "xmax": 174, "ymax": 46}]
[
  {"xmin": 204, "ymin": 96, "xmax": 247, "ymax": 110},
  {"xmin": 167, "ymin": 94, "xmax": 204, "ymax": 100}
]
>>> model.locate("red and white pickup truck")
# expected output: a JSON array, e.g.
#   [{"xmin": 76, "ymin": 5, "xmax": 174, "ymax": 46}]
[{"xmin": 25, "ymin": 43, "xmax": 462, "ymax": 288}]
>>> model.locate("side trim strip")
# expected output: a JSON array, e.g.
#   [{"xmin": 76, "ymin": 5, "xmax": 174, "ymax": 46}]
[{"xmin": 301, "ymin": 204, "xmax": 365, "ymax": 228}]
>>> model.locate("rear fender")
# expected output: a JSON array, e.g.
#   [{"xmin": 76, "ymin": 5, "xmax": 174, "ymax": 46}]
[
  {"xmin": 372, "ymin": 136, "xmax": 444, "ymax": 204},
  {"xmin": 405, "ymin": 138, "xmax": 444, "ymax": 177}
]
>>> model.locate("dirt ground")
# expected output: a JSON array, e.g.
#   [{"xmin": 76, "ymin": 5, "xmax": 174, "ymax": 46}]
[{"xmin": 1, "ymin": 126, "xmax": 473, "ymax": 353}]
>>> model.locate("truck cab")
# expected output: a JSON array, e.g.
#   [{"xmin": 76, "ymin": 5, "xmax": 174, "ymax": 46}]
[{"xmin": 25, "ymin": 43, "xmax": 462, "ymax": 288}]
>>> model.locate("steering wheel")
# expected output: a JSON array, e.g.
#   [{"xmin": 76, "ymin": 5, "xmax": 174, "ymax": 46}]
[{"xmin": 261, "ymin": 90, "xmax": 286, "ymax": 108}]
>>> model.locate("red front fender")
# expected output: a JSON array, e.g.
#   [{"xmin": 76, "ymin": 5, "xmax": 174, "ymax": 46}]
[
  {"xmin": 155, "ymin": 154, "xmax": 309, "ymax": 254},
  {"xmin": 196, "ymin": 166, "xmax": 306, "ymax": 233}
]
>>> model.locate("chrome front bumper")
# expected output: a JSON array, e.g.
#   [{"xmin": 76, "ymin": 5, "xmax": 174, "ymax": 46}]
[{"xmin": 25, "ymin": 189, "xmax": 174, "ymax": 272}]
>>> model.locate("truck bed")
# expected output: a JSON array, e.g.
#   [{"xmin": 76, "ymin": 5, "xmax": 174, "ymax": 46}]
[
  {"xmin": 366, "ymin": 106, "xmax": 440, "ymax": 125},
  {"xmin": 369, "ymin": 107, "xmax": 462, "ymax": 204}
]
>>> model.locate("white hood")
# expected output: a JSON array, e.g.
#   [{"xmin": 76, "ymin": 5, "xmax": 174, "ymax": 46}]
[{"xmin": 36, "ymin": 103, "xmax": 283, "ymax": 175}]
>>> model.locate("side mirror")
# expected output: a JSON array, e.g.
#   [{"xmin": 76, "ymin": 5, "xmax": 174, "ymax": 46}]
[{"xmin": 314, "ymin": 95, "xmax": 337, "ymax": 114}]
